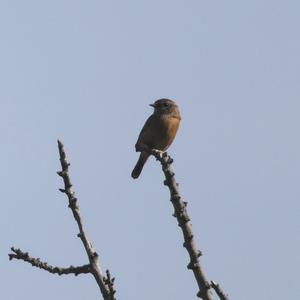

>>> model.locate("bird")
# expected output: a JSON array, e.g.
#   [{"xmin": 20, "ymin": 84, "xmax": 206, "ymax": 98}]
[{"xmin": 131, "ymin": 98, "xmax": 181, "ymax": 179}]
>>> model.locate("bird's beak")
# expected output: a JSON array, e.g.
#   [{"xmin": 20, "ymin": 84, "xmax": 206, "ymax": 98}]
[{"xmin": 149, "ymin": 103, "xmax": 155, "ymax": 108}]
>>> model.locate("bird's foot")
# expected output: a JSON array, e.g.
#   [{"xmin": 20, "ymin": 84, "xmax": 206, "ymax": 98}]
[{"xmin": 152, "ymin": 149, "xmax": 165, "ymax": 158}]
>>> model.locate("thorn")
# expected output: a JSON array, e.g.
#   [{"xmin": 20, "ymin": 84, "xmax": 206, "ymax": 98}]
[
  {"xmin": 197, "ymin": 250, "xmax": 202, "ymax": 257},
  {"xmin": 197, "ymin": 291, "xmax": 202, "ymax": 298},
  {"xmin": 59, "ymin": 188, "xmax": 66, "ymax": 193},
  {"xmin": 187, "ymin": 234, "xmax": 194, "ymax": 241},
  {"xmin": 187, "ymin": 261, "xmax": 200, "ymax": 270},
  {"xmin": 168, "ymin": 157, "xmax": 174, "ymax": 164}
]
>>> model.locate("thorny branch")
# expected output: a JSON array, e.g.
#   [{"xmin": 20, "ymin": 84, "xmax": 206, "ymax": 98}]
[
  {"xmin": 56, "ymin": 140, "xmax": 115, "ymax": 299},
  {"xmin": 144, "ymin": 146, "xmax": 229, "ymax": 300},
  {"xmin": 9, "ymin": 140, "xmax": 116, "ymax": 300}
]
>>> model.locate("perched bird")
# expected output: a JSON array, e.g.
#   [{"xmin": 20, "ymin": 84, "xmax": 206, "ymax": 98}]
[{"xmin": 131, "ymin": 98, "xmax": 181, "ymax": 179}]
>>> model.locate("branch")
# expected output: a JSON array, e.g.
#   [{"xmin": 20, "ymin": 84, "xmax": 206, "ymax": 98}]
[
  {"xmin": 9, "ymin": 247, "xmax": 90, "ymax": 276},
  {"xmin": 145, "ymin": 146, "xmax": 228, "ymax": 300},
  {"xmin": 9, "ymin": 140, "xmax": 116, "ymax": 300},
  {"xmin": 56, "ymin": 140, "xmax": 116, "ymax": 300}
]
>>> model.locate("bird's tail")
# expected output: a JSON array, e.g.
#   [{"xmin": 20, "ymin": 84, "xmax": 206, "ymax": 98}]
[{"xmin": 131, "ymin": 152, "xmax": 150, "ymax": 179}]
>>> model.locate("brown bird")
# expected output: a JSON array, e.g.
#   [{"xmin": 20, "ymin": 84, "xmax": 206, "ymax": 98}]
[{"xmin": 131, "ymin": 98, "xmax": 181, "ymax": 179}]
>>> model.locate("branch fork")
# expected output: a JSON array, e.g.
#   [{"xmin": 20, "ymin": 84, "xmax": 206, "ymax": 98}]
[{"xmin": 9, "ymin": 140, "xmax": 116, "ymax": 300}]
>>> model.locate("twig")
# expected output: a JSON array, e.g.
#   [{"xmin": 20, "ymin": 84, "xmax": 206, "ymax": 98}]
[
  {"xmin": 9, "ymin": 247, "xmax": 90, "ymax": 276},
  {"xmin": 145, "ymin": 147, "xmax": 228, "ymax": 300},
  {"xmin": 9, "ymin": 140, "xmax": 116, "ymax": 300}
]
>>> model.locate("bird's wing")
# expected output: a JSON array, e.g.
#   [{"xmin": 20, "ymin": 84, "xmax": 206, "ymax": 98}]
[{"xmin": 135, "ymin": 114, "xmax": 156, "ymax": 150}]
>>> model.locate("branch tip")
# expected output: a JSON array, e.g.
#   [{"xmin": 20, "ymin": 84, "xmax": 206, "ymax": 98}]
[{"xmin": 57, "ymin": 139, "xmax": 63, "ymax": 148}]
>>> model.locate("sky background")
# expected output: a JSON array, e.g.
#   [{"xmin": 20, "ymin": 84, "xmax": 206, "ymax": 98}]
[{"xmin": 1, "ymin": 1, "xmax": 299, "ymax": 299}]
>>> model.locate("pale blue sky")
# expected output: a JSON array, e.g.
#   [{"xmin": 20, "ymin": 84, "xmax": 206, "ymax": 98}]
[{"xmin": 1, "ymin": 1, "xmax": 299, "ymax": 299}]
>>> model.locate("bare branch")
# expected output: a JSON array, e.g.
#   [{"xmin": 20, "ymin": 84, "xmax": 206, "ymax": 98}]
[
  {"xmin": 9, "ymin": 247, "xmax": 90, "ymax": 276},
  {"xmin": 144, "ymin": 147, "xmax": 228, "ymax": 300},
  {"xmin": 56, "ymin": 140, "xmax": 116, "ymax": 300},
  {"xmin": 9, "ymin": 140, "xmax": 116, "ymax": 300}
]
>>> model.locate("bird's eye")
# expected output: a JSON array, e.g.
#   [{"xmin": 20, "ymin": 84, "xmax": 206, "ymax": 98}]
[{"xmin": 163, "ymin": 103, "xmax": 169, "ymax": 107}]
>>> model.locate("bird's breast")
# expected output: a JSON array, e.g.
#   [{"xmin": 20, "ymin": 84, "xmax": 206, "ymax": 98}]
[{"xmin": 154, "ymin": 115, "xmax": 180, "ymax": 150}]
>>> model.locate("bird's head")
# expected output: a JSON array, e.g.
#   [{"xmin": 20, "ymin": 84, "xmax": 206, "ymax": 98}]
[{"xmin": 150, "ymin": 98, "xmax": 181, "ymax": 119}]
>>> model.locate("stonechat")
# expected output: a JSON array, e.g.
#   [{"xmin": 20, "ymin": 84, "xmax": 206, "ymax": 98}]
[{"xmin": 131, "ymin": 98, "xmax": 181, "ymax": 179}]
